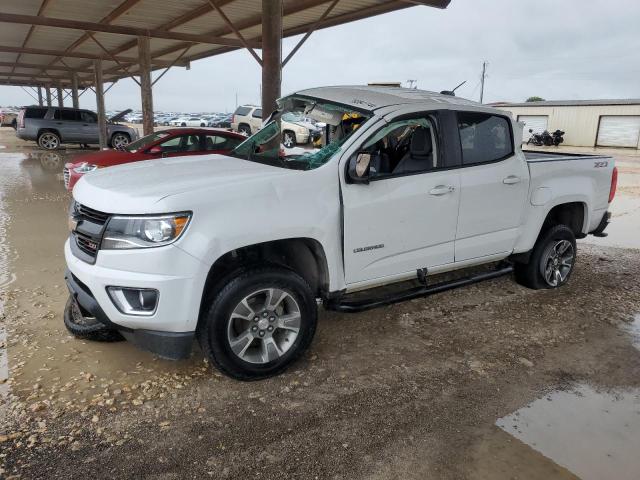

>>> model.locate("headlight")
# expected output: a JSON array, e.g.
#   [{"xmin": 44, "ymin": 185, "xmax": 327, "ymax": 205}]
[
  {"xmin": 102, "ymin": 213, "xmax": 191, "ymax": 249},
  {"xmin": 73, "ymin": 162, "xmax": 99, "ymax": 174}
]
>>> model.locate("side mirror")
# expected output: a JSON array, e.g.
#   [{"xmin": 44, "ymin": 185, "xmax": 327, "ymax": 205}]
[
  {"xmin": 528, "ymin": 128, "xmax": 533, "ymax": 133},
  {"xmin": 148, "ymin": 146, "xmax": 162, "ymax": 155},
  {"xmin": 347, "ymin": 152, "xmax": 372, "ymax": 184}
]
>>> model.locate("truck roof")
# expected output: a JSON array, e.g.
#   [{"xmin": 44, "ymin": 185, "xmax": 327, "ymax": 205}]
[{"xmin": 290, "ymin": 85, "xmax": 483, "ymax": 112}]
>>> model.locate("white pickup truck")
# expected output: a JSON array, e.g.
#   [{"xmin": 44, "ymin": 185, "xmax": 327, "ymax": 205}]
[{"xmin": 64, "ymin": 86, "xmax": 617, "ymax": 380}]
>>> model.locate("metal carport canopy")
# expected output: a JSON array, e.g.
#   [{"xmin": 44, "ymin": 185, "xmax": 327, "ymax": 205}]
[{"xmin": 0, "ymin": 0, "xmax": 450, "ymax": 141}]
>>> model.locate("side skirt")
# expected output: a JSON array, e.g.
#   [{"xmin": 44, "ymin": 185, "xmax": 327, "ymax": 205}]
[{"xmin": 325, "ymin": 265, "xmax": 514, "ymax": 313}]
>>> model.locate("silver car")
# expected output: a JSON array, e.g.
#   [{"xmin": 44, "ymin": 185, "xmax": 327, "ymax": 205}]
[{"xmin": 16, "ymin": 106, "xmax": 138, "ymax": 150}]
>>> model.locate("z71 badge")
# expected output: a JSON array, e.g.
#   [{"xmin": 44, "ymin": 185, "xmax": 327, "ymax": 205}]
[{"xmin": 594, "ymin": 161, "xmax": 608, "ymax": 168}]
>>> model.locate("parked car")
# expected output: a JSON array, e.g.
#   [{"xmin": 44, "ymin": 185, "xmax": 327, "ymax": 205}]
[
  {"xmin": 64, "ymin": 86, "xmax": 616, "ymax": 380},
  {"xmin": 170, "ymin": 117, "xmax": 207, "ymax": 127},
  {"xmin": 16, "ymin": 106, "xmax": 137, "ymax": 150},
  {"xmin": 208, "ymin": 114, "xmax": 232, "ymax": 128},
  {"xmin": 63, "ymin": 128, "xmax": 245, "ymax": 191},
  {"xmin": 231, "ymin": 105, "xmax": 322, "ymax": 148}
]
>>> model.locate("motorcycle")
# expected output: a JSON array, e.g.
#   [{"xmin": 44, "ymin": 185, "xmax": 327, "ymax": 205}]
[
  {"xmin": 526, "ymin": 129, "xmax": 565, "ymax": 147},
  {"xmin": 551, "ymin": 129, "xmax": 565, "ymax": 146}
]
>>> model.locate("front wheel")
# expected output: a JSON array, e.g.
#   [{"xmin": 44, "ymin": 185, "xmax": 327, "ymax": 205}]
[
  {"xmin": 110, "ymin": 132, "xmax": 130, "ymax": 149},
  {"xmin": 514, "ymin": 225, "xmax": 576, "ymax": 289},
  {"xmin": 197, "ymin": 267, "xmax": 317, "ymax": 380}
]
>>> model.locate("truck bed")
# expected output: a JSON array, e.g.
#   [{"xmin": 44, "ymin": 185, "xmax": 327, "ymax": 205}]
[{"xmin": 524, "ymin": 150, "xmax": 610, "ymax": 162}]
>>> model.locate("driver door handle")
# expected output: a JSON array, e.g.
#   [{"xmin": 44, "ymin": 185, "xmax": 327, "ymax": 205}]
[
  {"xmin": 503, "ymin": 175, "xmax": 521, "ymax": 185},
  {"xmin": 429, "ymin": 185, "xmax": 455, "ymax": 196}
]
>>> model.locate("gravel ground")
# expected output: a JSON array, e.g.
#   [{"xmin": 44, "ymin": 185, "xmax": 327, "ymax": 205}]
[{"xmin": 0, "ymin": 128, "xmax": 639, "ymax": 479}]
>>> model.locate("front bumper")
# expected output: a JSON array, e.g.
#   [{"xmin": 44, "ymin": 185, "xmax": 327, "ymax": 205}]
[{"xmin": 64, "ymin": 238, "xmax": 208, "ymax": 359}]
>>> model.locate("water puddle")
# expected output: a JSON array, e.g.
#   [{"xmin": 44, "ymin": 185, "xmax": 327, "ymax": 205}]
[
  {"xmin": 622, "ymin": 314, "xmax": 640, "ymax": 350},
  {"xmin": 496, "ymin": 384, "xmax": 640, "ymax": 480}
]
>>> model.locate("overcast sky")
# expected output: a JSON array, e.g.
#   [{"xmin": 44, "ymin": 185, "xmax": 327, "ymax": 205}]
[{"xmin": 2, "ymin": 0, "xmax": 639, "ymax": 112}]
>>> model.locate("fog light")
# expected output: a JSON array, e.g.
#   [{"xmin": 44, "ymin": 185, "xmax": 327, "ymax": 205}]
[{"xmin": 107, "ymin": 287, "xmax": 158, "ymax": 316}]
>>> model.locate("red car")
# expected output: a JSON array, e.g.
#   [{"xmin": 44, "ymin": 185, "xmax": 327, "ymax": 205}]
[{"xmin": 64, "ymin": 128, "xmax": 245, "ymax": 191}]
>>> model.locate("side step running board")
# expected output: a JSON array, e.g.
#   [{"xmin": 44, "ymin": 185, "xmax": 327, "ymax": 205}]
[{"xmin": 326, "ymin": 266, "xmax": 514, "ymax": 313}]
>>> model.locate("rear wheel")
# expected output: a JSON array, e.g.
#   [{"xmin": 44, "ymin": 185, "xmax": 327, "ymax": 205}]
[
  {"xmin": 197, "ymin": 266, "xmax": 317, "ymax": 380},
  {"xmin": 238, "ymin": 124, "xmax": 251, "ymax": 136},
  {"xmin": 38, "ymin": 131, "xmax": 60, "ymax": 150},
  {"xmin": 514, "ymin": 225, "xmax": 576, "ymax": 289},
  {"xmin": 63, "ymin": 296, "xmax": 123, "ymax": 342},
  {"xmin": 283, "ymin": 131, "xmax": 296, "ymax": 148}
]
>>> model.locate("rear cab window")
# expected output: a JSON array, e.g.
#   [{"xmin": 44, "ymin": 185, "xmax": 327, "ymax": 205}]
[
  {"xmin": 457, "ymin": 112, "xmax": 513, "ymax": 165},
  {"xmin": 252, "ymin": 109, "xmax": 262, "ymax": 118}
]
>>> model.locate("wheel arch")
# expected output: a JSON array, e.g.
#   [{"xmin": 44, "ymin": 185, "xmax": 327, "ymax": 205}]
[
  {"xmin": 198, "ymin": 237, "xmax": 329, "ymax": 323},
  {"xmin": 541, "ymin": 201, "xmax": 587, "ymax": 237},
  {"xmin": 37, "ymin": 127, "xmax": 61, "ymax": 141}
]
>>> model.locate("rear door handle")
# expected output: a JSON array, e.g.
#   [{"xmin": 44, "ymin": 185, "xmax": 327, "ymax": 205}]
[
  {"xmin": 503, "ymin": 175, "xmax": 521, "ymax": 185},
  {"xmin": 429, "ymin": 185, "xmax": 455, "ymax": 196}
]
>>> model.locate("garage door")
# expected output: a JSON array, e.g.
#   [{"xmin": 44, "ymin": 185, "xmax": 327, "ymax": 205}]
[
  {"xmin": 597, "ymin": 116, "xmax": 640, "ymax": 148},
  {"xmin": 518, "ymin": 115, "xmax": 548, "ymax": 142}
]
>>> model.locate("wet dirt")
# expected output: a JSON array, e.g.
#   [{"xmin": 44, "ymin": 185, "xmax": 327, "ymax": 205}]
[{"xmin": 0, "ymin": 127, "xmax": 639, "ymax": 479}]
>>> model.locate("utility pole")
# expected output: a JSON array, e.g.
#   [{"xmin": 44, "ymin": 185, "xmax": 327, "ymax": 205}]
[
  {"xmin": 407, "ymin": 79, "xmax": 417, "ymax": 89},
  {"xmin": 479, "ymin": 61, "xmax": 488, "ymax": 104}
]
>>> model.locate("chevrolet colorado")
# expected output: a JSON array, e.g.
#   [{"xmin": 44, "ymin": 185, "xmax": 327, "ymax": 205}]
[{"xmin": 64, "ymin": 86, "xmax": 616, "ymax": 380}]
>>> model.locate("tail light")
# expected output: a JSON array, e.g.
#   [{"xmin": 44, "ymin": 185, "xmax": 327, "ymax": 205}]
[
  {"xmin": 608, "ymin": 166, "xmax": 618, "ymax": 203},
  {"xmin": 232, "ymin": 115, "xmax": 236, "ymax": 125},
  {"xmin": 18, "ymin": 110, "xmax": 25, "ymax": 128}
]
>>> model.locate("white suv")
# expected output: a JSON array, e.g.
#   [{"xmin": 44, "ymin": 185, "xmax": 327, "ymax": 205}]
[{"xmin": 231, "ymin": 105, "xmax": 321, "ymax": 148}]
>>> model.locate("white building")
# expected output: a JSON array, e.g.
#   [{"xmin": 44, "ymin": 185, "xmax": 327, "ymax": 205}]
[{"xmin": 493, "ymin": 99, "xmax": 640, "ymax": 150}]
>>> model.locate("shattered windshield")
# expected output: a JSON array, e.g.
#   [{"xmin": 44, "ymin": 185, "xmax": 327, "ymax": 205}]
[{"xmin": 230, "ymin": 97, "xmax": 370, "ymax": 170}]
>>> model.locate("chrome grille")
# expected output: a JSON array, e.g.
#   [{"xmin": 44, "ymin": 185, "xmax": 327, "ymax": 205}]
[
  {"xmin": 74, "ymin": 231, "xmax": 100, "ymax": 257},
  {"xmin": 75, "ymin": 203, "xmax": 109, "ymax": 225},
  {"xmin": 63, "ymin": 167, "xmax": 70, "ymax": 189}
]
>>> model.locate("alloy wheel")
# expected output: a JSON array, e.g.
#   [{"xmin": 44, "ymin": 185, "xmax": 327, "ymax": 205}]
[
  {"xmin": 40, "ymin": 133, "xmax": 59, "ymax": 150},
  {"xmin": 226, "ymin": 288, "xmax": 301, "ymax": 364},
  {"xmin": 283, "ymin": 132, "xmax": 295, "ymax": 148},
  {"xmin": 112, "ymin": 134, "xmax": 130, "ymax": 149},
  {"xmin": 540, "ymin": 239, "xmax": 574, "ymax": 287}
]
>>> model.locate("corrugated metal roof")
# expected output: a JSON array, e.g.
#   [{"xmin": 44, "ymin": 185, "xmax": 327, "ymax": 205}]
[
  {"xmin": 492, "ymin": 99, "xmax": 640, "ymax": 107},
  {"xmin": 0, "ymin": 0, "xmax": 450, "ymax": 87}
]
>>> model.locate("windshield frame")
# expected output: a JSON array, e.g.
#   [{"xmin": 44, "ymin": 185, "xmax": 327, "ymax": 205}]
[
  {"xmin": 229, "ymin": 97, "xmax": 372, "ymax": 171},
  {"xmin": 125, "ymin": 131, "xmax": 172, "ymax": 152}
]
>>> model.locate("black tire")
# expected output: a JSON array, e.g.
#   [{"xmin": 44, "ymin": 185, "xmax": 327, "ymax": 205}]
[
  {"xmin": 197, "ymin": 266, "xmax": 317, "ymax": 380},
  {"xmin": 282, "ymin": 130, "xmax": 296, "ymax": 149},
  {"xmin": 181, "ymin": 122, "xmax": 187, "ymax": 127},
  {"xmin": 238, "ymin": 124, "xmax": 251, "ymax": 136},
  {"xmin": 63, "ymin": 296, "xmax": 124, "ymax": 342},
  {"xmin": 200, "ymin": 123, "xmax": 206, "ymax": 127},
  {"xmin": 38, "ymin": 130, "xmax": 61, "ymax": 150},
  {"xmin": 514, "ymin": 225, "xmax": 577, "ymax": 290},
  {"xmin": 109, "ymin": 132, "xmax": 130, "ymax": 149},
  {"xmin": 11, "ymin": 118, "xmax": 17, "ymax": 130}
]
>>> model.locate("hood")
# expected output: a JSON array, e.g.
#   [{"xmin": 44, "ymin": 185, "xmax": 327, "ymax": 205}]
[
  {"xmin": 73, "ymin": 154, "xmax": 293, "ymax": 214},
  {"xmin": 108, "ymin": 108, "xmax": 132, "ymax": 123},
  {"xmin": 67, "ymin": 149, "xmax": 134, "ymax": 168}
]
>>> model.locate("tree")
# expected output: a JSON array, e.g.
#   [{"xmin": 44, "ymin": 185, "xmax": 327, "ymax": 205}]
[{"xmin": 526, "ymin": 96, "xmax": 545, "ymax": 102}]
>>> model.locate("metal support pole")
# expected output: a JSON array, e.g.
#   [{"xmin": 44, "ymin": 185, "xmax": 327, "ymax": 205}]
[
  {"xmin": 57, "ymin": 85, "xmax": 64, "ymax": 108},
  {"xmin": 37, "ymin": 86, "xmax": 43, "ymax": 106},
  {"xmin": 261, "ymin": 0, "xmax": 282, "ymax": 120},
  {"xmin": 93, "ymin": 59, "xmax": 107, "ymax": 149},
  {"xmin": 45, "ymin": 87, "xmax": 52, "ymax": 107},
  {"xmin": 138, "ymin": 36, "xmax": 154, "ymax": 136},
  {"xmin": 71, "ymin": 72, "xmax": 79, "ymax": 109}
]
